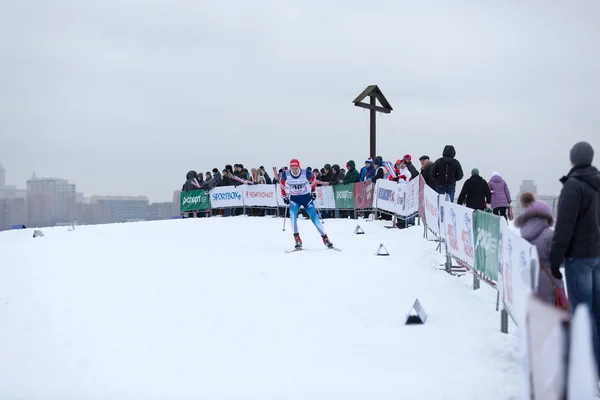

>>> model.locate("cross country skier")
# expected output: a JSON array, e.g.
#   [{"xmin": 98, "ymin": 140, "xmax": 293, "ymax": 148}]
[{"xmin": 281, "ymin": 158, "xmax": 334, "ymax": 250}]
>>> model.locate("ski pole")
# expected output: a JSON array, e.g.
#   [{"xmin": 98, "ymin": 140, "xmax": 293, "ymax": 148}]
[{"xmin": 282, "ymin": 205, "xmax": 288, "ymax": 231}]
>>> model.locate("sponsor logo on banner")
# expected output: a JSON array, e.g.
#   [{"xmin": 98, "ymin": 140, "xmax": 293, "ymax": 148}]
[
  {"xmin": 183, "ymin": 195, "xmax": 203, "ymax": 205},
  {"xmin": 378, "ymin": 187, "xmax": 395, "ymax": 202},
  {"xmin": 246, "ymin": 191, "xmax": 274, "ymax": 198},
  {"xmin": 396, "ymin": 191, "xmax": 404, "ymax": 207},
  {"xmin": 447, "ymin": 208, "xmax": 459, "ymax": 251},
  {"xmin": 212, "ymin": 192, "xmax": 242, "ymax": 201},
  {"xmin": 426, "ymin": 197, "xmax": 437, "ymax": 216},
  {"xmin": 461, "ymin": 212, "xmax": 474, "ymax": 258}
]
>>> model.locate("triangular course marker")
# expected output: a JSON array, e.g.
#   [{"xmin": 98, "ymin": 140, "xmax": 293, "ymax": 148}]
[
  {"xmin": 354, "ymin": 225, "xmax": 365, "ymax": 235},
  {"xmin": 375, "ymin": 243, "xmax": 389, "ymax": 256},
  {"xmin": 33, "ymin": 230, "xmax": 44, "ymax": 238},
  {"xmin": 405, "ymin": 298, "xmax": 428, "ymax": 325}
]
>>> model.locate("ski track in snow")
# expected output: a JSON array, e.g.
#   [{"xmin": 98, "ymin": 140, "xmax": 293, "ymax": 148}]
[{"xmin": 0, "ymin": 217, "xmax": 521, "ymax": 399}]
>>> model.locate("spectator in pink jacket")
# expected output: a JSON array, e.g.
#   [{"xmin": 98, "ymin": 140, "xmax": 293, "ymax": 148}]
[{"xmin": 488, "ymin": 172, "xmax": 511, "ymax": 221}]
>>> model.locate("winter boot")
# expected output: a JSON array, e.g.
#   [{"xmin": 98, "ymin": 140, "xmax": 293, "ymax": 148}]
[
  {"xmin": 294, "ymin": 233, "xmax": 302, "ymax": 249},
  {"xmin": 322, "ymin": 234, "xmax": 333, "ymax": 248}
]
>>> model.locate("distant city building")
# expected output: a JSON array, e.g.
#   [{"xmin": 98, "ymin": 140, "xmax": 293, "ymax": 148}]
[
  {"xmin": 147, "ymin": 202, "xmax": 173, "ymax": 221},
  {"xmin": 0, "ymin": 162, "xmax": 5, "ymax": 189},
  {"xmin": 0, "ymin": 198, "xmax": 27, "ymax": 231},
  {"xmin": 172, "ymin": 190, "xmax": 181, "ymax": 216},
  {"xmin": 519, "ymin": 180, "xmax": 537, "ymax": 196},
  {"xmin": 88, "ymin": 195, "xmax": 149, "ymax": 222},
  {"xmin": 26, "ymin": 173, "xmax": 76, "ymax": 227}
]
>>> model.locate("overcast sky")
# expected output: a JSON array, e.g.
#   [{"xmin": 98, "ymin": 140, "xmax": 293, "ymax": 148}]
[{"xmin": 1, "ymin": 1, "xmax": 599, "ymax": 202}]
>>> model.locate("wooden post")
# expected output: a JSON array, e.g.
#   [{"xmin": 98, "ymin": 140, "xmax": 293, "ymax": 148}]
[
  {"xmin": 370, "ymin": 96, "xmax": 376, "ymax": 159},
  {"xmin": 352, "ymin": 85, "xmax": 393, "ymax": 160}
]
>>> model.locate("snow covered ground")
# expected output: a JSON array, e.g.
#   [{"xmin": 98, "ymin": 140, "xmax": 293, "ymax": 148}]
[{"xmin": 0, "ymin": 216, "xmax": 521, "ymax": 399}]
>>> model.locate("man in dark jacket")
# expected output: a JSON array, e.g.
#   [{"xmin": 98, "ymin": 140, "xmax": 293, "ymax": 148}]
[
  {"xmin": 430, "ymin": 145, "xmax": 464, "ymax": 202},
  {"xmin": 344, "ymin": 160, "xmax": 360, "ymax": 184},
  {"xmin": 329, "ymin": 164, "xmax": 343, "ymax": 186},
  {"xmin": 549, "ymin": 141, "xmax": 600, "ymax": 370},
  {"xmin": 260, "ymin": 166, "xmax": 272, "ymax": 184},
  {"xmin": 457, "ymin": 169, "xmax": 491, "ymax": 211},
  {"xmin": 419, "ymin": 156, "xmax": 437, "ymax": 190}
]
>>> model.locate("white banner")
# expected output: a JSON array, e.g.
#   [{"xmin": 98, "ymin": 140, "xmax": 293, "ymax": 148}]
[
  {"xmin": 402, "ymin": 178, "xmax": 419, "ymax": 216},
  {"xmin": 242, "ymin": 184, "xmax": 278, "ymax": 207},
  {"xmin": 375, "ymin": 179, "xmax": 397, "ymax": 213},
  {"xmin": 498, "ymin": 222, "xmax": 535, "ymax": 325},
  {"xmin": 423, "ymin": 184, "xmax": 440, "ymax": 238},
  {"xmin": 394, "ymin": 182, "xmax": 407, "ymax": 215},
  {"xmin": 442, "ymin": 201, "xmax": 476, "ymax": 268},
  {"xmin": 314, "ymin": 186, "xmax": 335, "ymax": 209},
  {"xmin": 209, "ymin": 186, "xmax": 244, "ymax": 208},
  {"xmin": 276, "ymin": 183, "xmax": 286, "ymax": 206}
]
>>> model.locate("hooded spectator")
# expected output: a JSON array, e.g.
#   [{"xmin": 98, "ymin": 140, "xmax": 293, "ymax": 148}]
[
  {"xmin": 515, "ymin": 200, "xmax": 565, "ymax": 307},
  {"xmin": 457, "ymin": 168, "xmax": 491, "ymax": 211},
  {"xmin": 329, "ymin": 164, "xmax": 343, "ymax": 186},
  {"xmin": 419, "ymin": 155, "xmax": 437, "ymax": 190},
  {"xmin": 360, "ymin": 158, "xmax": 376, "ymax": 181},
  {"xmin": 344, "ymin": 160, "xmax": 360, "ymax": 184},
  {"xmin": 182, "ymin": 170, "xmax": 202, "ymax": 192},
  {"xmin": 402, "ymin": 154, "xmax": 419, "ymax": 180},
  {"xmin": 197, "ymin": 172, "xmax": 204, "ymax": 187},
  {"xmin": 430, "ymin": 145, "xmax": 464, "ymax": 202},
  {"xmin": 488, "ymin": 172, "xmax": 512, "ymax": 221},
  {"xmin": 550, "ymin": 142, "xmax": 600, "ymax": 370}
]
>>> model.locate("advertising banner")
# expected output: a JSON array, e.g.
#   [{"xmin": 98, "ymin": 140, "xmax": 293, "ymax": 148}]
[
  {"xmin": 242, "ymin": 184, "xmax": 278, "ymax": 207},
  {"xmin": 314, "ymin": 186, "xmax": 336, "ymax": 209},
  {"xmin": 498, "ymin": 223, "xmax": 535, "ymax": 324},
  {"xmin": 423, "ymin": 184, "xmax": 441, "ymax": 238},
  {"xmin": 180, "ymin": 190, "xmax": 210, "ymax": 212},
  {"xmin": 375, "ymin": 179, "xmax": 397, "ymax": 213},
  {"xmin": 334, "ymin": 184, "xmax": 355, "ymax": 209},
  {"xmin": 209, "ymin": 186, "xmax": 244, "ymax": 208},
  {"xmin": 473, "ymin": 210, "xmax": 501, "ymax": 282},
  {"xmin": 353, "ymin": 181, "xmax": 375, "ymax": 209},
  {"xmin": 442, "ymin": 201, "xmax": 476, "ymax": 268}
]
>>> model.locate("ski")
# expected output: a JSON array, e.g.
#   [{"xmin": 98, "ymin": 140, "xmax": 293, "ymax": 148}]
[{"xmin": 284, "ymin": 246, "xmax": 341, "ymax": 253}]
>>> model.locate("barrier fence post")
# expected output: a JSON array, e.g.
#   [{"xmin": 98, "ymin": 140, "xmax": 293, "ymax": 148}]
[
  {"xmin": 500, "ymin": 307, "xmax": 509, "ymax": 334},
  {"xmin": 473, "ymin": 273, "xmax": 480, "ymax": 290}
]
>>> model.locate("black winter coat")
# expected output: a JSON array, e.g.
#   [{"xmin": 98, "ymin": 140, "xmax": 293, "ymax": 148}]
[
  {"xmin": 430, "ymin": 145, "xmax": 464, "ymax": 187},
  {"xmin": 406, "ymin": 162, "xmax": 419, "ymax": 180},
  {"xmin": 457, "ymin": 175, "xmax": 491, "ymax": 210},
  {"xmin": 550, "ymin": 165, "xmax": 600, "ymax": 268}
]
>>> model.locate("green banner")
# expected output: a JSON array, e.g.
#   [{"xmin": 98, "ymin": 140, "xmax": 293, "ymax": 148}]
[
  {"xmin": 334, "ymin": 184, "xmax": 355, "ymax": 209},
  {"xmin": 180, "ymin": 190, "xmax": 211, "ymax": 211},
  {"xmin": 474, "ymin": 210, "xmax": 501, "ymax": 282}
]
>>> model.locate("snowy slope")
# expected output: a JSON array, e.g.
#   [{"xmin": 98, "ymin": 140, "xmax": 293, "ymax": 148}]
[{"xmin": 0, "ymin": 217, "xmax": 521, "ymax": 399}]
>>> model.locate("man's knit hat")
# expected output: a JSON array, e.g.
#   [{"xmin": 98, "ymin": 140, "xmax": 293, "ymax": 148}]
[{"xmin": 570, "ymin": 142, "xmax": 594, "ymax": 166}]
